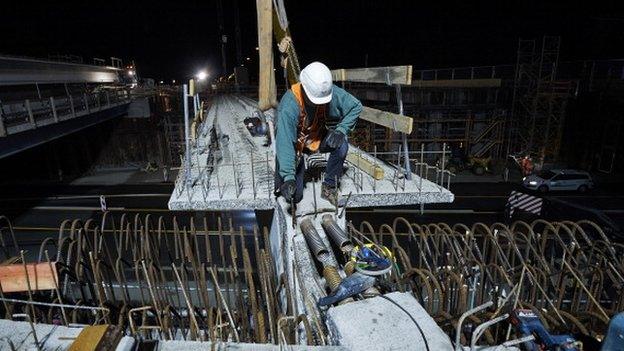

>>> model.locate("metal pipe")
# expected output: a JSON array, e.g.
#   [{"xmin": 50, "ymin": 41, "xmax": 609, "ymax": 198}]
[
  {"xmin": 395, "ymin": 84, "xmax": 412, "ymax": 180},
  {"xmin": 321, "ymin": 214, "xmax": 353, "ymax": 253},
  {"xmin": 300, "ymin": 218, "xmax": 330, "ymax": 264},
  {"xmin": 182, "ymin": 84, "xmax": 191, "ymax": 187},
  {"xmin": 0, "ymin": 297, "xmax": 110, "ymax": 312},
  {"xmin": 440, "ymin": 142, "xmax": 446, "ymax": 186},
  {"xmin": 338, "ymin": 191, "xmax": 352, "ymax": 219}
]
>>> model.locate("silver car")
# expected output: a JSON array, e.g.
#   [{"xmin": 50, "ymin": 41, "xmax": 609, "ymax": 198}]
[{"xmin": 522, "ymin": 169, "xmax": 594, "ymax": 193}]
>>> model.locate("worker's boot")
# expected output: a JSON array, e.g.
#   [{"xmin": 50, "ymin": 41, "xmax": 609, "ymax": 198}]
[{"xmin": 321, "ymin": 183, "xmax": 340, "ymax": 206}]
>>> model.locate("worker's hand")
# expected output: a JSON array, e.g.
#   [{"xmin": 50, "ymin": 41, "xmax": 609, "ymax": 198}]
[
  {"xmin": 280, "ymin": 180, "xmax": 297, "ymax": 202},
  {"xmin": 325, "ymin": 130, "xmax": 345, "ymax": 150}
]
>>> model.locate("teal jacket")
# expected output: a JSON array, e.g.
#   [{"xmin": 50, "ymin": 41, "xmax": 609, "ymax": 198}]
[{"xmin": 276, "ymin": 86, "xmax": 362, "ymax": 181}]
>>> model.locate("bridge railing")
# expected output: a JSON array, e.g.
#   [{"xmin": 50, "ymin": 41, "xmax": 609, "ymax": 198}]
[{"xmin": 0, "ymin": 88, "xmax": 131, "ymax": 137}]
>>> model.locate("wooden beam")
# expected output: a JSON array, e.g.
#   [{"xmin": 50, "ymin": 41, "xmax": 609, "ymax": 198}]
[
  {"xmin": 256, "ymin": 0, "xmax": 276, "ymax": 111},
  {"xmin": 69, "ymin": 325, "xmax": 123, "ymax": 351},
  {"xmin": 0, "ymin": 262, "xmax": 58, "ymax": 293},
  {"xmin": 346, "ymin": 151, "xmax": 384, "ymax": 180},
  {"xmin": 332, "ymin": 65, "xmax": 412, "ymax": 85},
  {"xmin": 360, "ymin": 106, "xmax": 413, "ymax": 134}
]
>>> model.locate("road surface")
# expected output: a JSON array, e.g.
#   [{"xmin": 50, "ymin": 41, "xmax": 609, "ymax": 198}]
[{"xmin": 1, "ymin": 181, "xmax": 623, "ymax": 250}]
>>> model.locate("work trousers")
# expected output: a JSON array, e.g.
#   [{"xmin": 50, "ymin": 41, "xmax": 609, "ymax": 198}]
[{"xmin": 276, "ymin": 136, "xmax": 349, "ymax": 203}]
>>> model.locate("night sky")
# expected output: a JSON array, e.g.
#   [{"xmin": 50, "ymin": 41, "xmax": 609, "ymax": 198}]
[{"xmin": 1, "ymin": 1, "xmax": 622, "ymax": 81}]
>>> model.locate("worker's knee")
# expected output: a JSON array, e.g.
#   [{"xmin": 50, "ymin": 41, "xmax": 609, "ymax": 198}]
[{"xmin": 335, "ymin": 138, "xmax": 349, "ymax": 158}]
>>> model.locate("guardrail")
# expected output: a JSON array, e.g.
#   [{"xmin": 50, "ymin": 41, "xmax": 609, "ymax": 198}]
[
  {"xmin": 0, "ymin": 88, "xmax": 131, "ymax": 137},
  {"xmin": 368, "ymin": 143, "xmax": 454, "ymax": 191}
]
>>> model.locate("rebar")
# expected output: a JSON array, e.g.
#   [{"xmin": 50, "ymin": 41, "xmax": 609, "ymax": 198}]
[
  {"xmin": 346, "ymin": 217, "xmax": 622, "ymax": 343},
  {"xmin": 0, "ymin": 213, "xmax": 290, "ymax": 344},
  {"xmin": 0, "ymin": 213, "xmax": 620, "ymax": 346}
]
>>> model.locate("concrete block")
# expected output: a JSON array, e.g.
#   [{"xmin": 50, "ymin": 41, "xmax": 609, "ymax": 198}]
[{"xmin": 325, "ymin": 292, "xmax": 454, "ymax": 351}]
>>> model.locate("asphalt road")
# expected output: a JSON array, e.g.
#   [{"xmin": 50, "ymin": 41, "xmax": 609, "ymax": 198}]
[
  {"xmin": 350, "ymin": 181, "xmax": 624, "ymax": 229},
  {"xmin": 1, "ymin": 180, "xmax": 623, "ymax": 250}
]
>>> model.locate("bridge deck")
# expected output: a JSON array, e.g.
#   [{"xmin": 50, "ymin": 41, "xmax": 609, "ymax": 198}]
[{"xmin": 169, "ymin": 94, "xmax": 453, "ymax": 211}]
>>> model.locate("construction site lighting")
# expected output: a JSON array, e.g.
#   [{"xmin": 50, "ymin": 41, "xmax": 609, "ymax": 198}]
[{"xmin": 196, "ymin": 71, "xmax": 208, "ymax": 81}]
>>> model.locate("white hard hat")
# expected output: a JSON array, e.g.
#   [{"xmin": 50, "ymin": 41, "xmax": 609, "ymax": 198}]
[{"xmin": 299, "ymin": 62, "xmax": 333, "ymax": 105}]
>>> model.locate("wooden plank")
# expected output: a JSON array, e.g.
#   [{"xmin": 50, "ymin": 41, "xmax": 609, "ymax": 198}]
[
  {"xmin": 0, "ymin": 262, "xmax": 58, "ymax": 293},
  {"xmin": 346, "ymin": 151, "xmax": 384, "ymax": 180},
  {"xmin": 332, "ymin": 65, "xmax": 412, "ymax": 85},
  {"xmin": 69, "ymin": 325, "xmax": 122, "ymax": 351},
  {"xmin": 360, "ymin": 106, "xmax": 413, "ymax": 134}
]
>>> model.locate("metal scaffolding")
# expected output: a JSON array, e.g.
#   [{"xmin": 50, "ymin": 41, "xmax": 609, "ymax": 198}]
[
  {"xmin": 510, "ymin": 36, "xmax": 572, "ymax": 162},
  {"xmin": 347, "ymin": 79, "xmax": 507, "ymax": 162}
]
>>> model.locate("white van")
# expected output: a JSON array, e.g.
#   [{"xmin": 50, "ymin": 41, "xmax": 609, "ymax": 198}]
[{"xmin": 522, "ymin": 169, "xmax": 594, "ymax": 193}]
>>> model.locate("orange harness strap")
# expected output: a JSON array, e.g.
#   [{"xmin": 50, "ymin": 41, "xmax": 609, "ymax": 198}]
[{"xmin": 291, "ymin": 83, "xmax": 327, "ymax": 154}]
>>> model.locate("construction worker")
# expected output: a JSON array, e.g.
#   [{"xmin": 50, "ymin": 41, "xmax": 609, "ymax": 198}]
[
  {"xmin": 520, "ymin": 154, "xmax": 533, "ymax": 176},
  {"xmin": 275, "ymin": 62, "xmax": 362, "ymax": 205}
]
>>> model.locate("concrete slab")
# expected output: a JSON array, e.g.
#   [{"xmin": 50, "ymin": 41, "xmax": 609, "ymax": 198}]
[
  {"xmin": 325, "ymin": 292, "xmax": 454, "ymax": 351},
  {"xmin": 157, "ymin": 340, "xmax": 348, "ymax": 350},
  {"xmin": 169, "ymin": 95, "xmax": 274, "ymax": 210},
  {"xmin": 169, "ymin": 94, "xmax": 453, "ymax": 211},
  {"xmin": 0, "ymin": 319, "xmax": 82, "ymax": 350}
]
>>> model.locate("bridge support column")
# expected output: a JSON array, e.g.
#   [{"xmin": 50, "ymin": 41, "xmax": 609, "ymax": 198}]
[
  {"xmin": 50, "ymin": 97, "xmax": 58, "ymax": 123},
  {"xmin": 69, "ymin": 96, "xmax": 76, "ymax": 118},
  {"xmin": 105, "ymin": 91, "xmax": 110, "ymax": 107},
  {"xmin": 84, "ymin": 93, "xmax": 90, "ymax": 113},
  {"xmin": 25, "ymin": 99, "xmax": 35, "ymax": 129},
  {"xmin": 0, "ymin": 104, "xmax": 6, "ymax": 137}
]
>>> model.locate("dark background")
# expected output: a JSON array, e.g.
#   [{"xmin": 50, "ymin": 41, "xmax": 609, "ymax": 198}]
[{"xmin": 1, "ymin": 1, "xmax": 623, "ymax": 81}]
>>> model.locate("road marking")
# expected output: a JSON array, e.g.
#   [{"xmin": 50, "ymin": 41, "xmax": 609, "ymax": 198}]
[{"xmin": 455, "ymin": 195, "xmax": 624, "ymax": 199}]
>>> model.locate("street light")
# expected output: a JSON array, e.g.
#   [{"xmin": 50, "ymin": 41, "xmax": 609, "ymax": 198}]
[{"xmin": 196, "ymin": 71, "xmax": 208, "ymax": 81}]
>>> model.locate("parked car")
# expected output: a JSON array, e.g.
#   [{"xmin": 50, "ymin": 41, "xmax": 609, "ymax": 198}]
[{"xmin": 522, "ymin": 169, "xmax": 594, "ymax": 193}]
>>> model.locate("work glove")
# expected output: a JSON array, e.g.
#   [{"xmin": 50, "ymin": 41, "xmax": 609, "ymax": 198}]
[
  {"xmin": 325, "ymin": 130, "xmax": 345, "ymax": 150},
  {"xmin": 280, "ymin": 180, "xmax": 296, "ymax": 202}
]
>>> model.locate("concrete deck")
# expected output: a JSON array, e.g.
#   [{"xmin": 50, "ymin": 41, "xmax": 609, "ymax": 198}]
[
  {"xmin": 158, "ymin": 341, "xmax": 348, "ymax": 350},
  {"xmin": 326, "ymin": 292, "xmax": 454, "ymax": 350},
  {"xmin": 169, "ymin": 94, "xmax": 453, "ymax": 211},
  {"xmin": 0, "ymin": 319, "xmax": 82, "ymax": 350}
]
